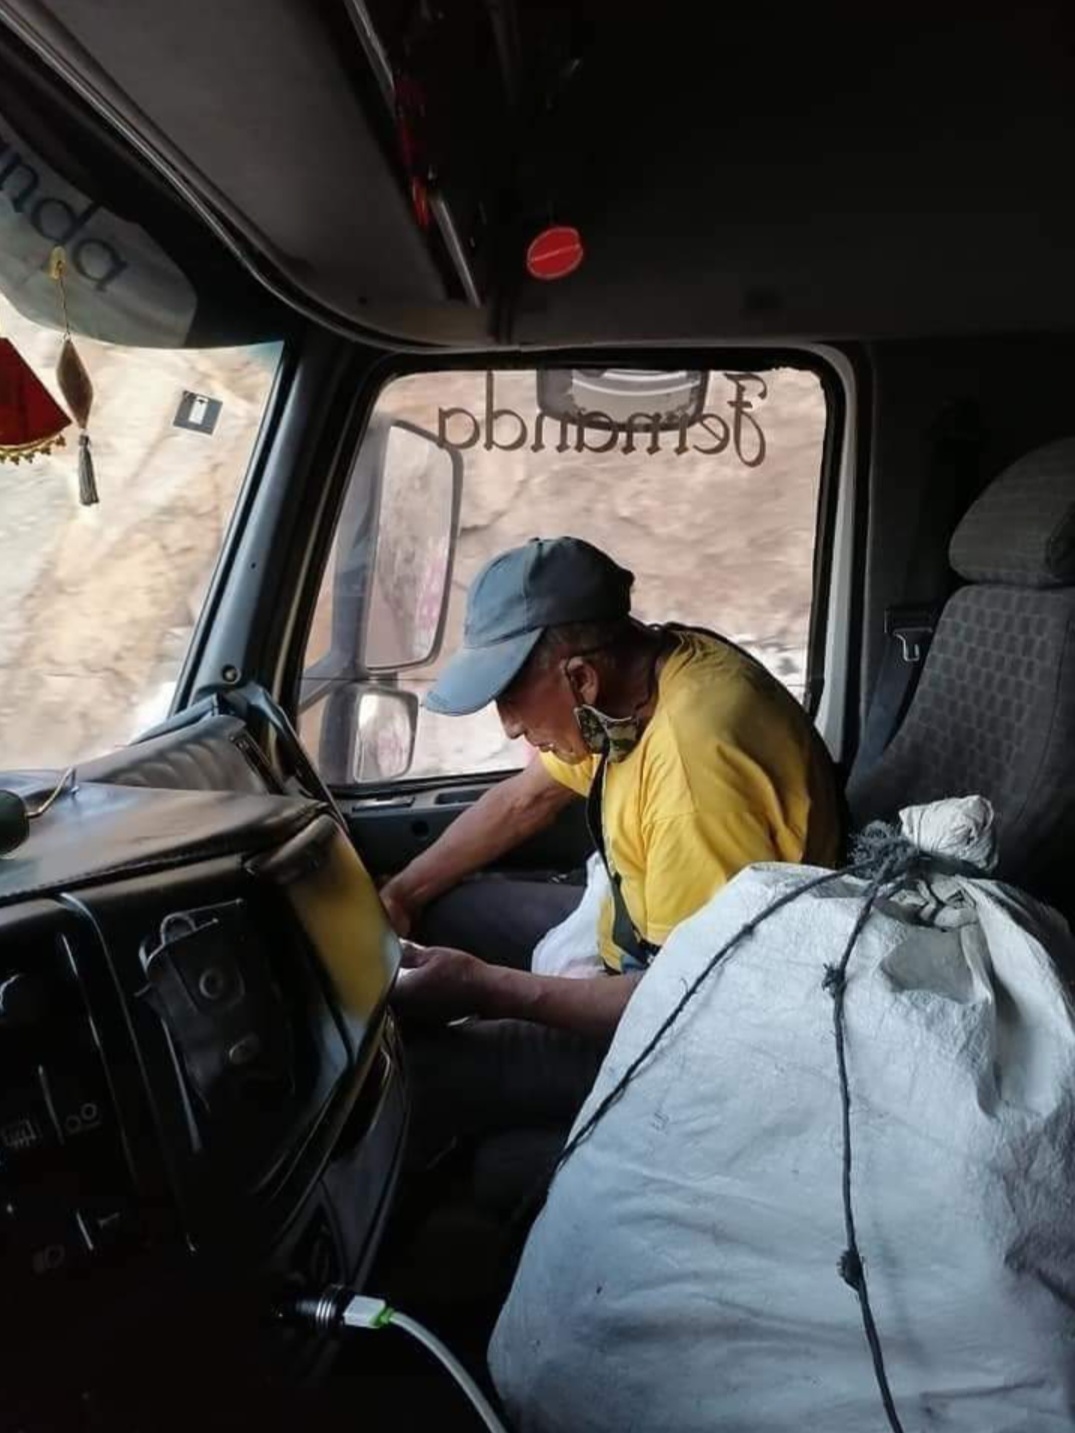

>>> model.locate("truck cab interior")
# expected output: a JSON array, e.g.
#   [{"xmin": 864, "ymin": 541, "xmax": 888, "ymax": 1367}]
[{"xmin": 1, "ymin": 2, "xmax": 1074, "ymax": 1428}]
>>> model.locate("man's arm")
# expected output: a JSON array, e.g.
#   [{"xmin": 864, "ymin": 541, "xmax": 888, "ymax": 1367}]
[
  {"xmin": 380, "ymin": 757, "xmax": 577, "ymax": 934},
  {"xmin": 393, "ymin": 944, "xmax": 641, "ymax": 1039}
]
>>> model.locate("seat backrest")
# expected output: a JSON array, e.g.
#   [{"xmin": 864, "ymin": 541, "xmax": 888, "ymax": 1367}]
[{"xmin": 848, "ymin": 436, "xmax": 1075, "ymax": 915}]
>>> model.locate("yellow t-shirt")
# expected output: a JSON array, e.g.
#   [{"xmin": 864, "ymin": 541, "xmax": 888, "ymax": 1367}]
[{"xmin": 541, "ymin": 628, "xmax": 842, "ymax": 971}]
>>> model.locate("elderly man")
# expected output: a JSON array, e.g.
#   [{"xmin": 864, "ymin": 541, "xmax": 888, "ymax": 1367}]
[{"xmin": 383, "ymin": 536, "xmax": 841, "ymax": 1154}]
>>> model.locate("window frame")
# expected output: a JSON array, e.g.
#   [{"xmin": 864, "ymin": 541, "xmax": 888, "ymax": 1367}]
[{"xmin": 172, "ymin": 337, "xmax": 293, "ymax": 715}]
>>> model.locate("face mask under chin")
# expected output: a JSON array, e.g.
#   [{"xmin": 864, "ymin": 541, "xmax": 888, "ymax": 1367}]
[{"xmin": 573, "ymin": 703, "xmax": 643, "ymax": 762}]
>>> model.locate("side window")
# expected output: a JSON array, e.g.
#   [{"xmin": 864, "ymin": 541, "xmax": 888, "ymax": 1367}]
[
  {"xmin": 0, "ymin": 291, "xmax": 281, "ymax": 770},
  {"xmin": 299, "ymin": 364, "xmax": 830, "ymax": 785}
]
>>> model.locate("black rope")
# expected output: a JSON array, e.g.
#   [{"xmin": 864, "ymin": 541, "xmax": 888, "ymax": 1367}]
[
  {"xmin": 824, "ymin": 872, "xmax": 906, "ymax": 1433},
  {"xmin": 544, "ymin": 827, "xmax": 935, "ymax": 1432}
]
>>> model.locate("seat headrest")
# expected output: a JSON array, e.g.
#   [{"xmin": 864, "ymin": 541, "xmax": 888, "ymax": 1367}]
[{"xmin": 950, "ymin": 436, "xmax": 1075, "ymax": 588}]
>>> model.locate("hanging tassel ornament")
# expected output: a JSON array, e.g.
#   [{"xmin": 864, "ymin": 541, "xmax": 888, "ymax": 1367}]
[
  {"xmin": 0, "ymin": 325, "xmax": 71, "ymax": 465},
  {"xmin": 49, "ymin": 247, "xmax": 99, "ymax": 506}
]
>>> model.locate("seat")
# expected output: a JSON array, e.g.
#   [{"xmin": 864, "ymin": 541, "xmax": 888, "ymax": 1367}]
[{"xmin": 848, "ymin": 436, "xmax": 1075, "ymax": 920}]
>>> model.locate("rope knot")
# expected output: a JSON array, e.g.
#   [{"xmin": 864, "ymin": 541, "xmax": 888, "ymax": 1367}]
[
  {"xmin": 822, "ymin": 964, "xmax": 845, "ymax": 997},
  {"xmin": 848, "ymin": 823, "xmax": 926, "ymax": 886},
  {"xmin": 838, "ymin": 1248, "xmax": 864, "ymax": 1291}
]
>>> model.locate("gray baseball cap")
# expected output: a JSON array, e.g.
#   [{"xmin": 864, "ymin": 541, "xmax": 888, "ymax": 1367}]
[{"xmin": 425, "ymin": 537, "xmax": 635, "ymax": 716}]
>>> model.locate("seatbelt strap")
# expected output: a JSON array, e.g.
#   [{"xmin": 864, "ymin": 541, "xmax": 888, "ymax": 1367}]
[
  {"xmin": 585, "ymin": 752, "xmax": 660, "ymax": 973},
  {"xmin": 851, "ymin": 602, "xmax": 941, "ymax": 775}
]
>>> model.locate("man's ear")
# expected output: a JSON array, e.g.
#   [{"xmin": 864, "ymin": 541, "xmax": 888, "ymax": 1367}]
[{"xmin": 564, "ymin": 656, "xmax": 601, "ymax": 706}]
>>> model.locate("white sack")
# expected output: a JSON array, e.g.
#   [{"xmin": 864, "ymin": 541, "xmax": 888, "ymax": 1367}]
[
  {"xmin": 530, "ymin": 853, "xmax": 607, "ymax": 979},
  {"xmin": 491, "ymin": 797, "xmax": 1075, "ymax": 1432}
]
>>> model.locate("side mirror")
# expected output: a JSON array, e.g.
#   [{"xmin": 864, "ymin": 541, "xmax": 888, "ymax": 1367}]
[
  {"xmin": 361, "ymin": 420, "xmax": 462, "ymax": 672},
  {"xmin": 300, "ymin": 417, "xmax": 457, "ymax": 787},
  {"xmin": 353, "ymin": 687, "xmax": 419, "ymax": 784},
  {"xmin": 302, "ymin": 683, "xmax": 418, "ymax": 788},
  {"xmin": 536, "ymin": 368, "xmax": 709, "ymax": 433}
]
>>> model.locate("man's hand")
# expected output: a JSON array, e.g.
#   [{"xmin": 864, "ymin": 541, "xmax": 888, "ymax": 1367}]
[
  {"xmin": 393, "ymin": 939, "xmax": 641, "ymax": 1039},
  {"xmin": 377, "ymin": 762, "xmax": 577, "ymax": 939},
  {"xmin": 392, "ymin": 941, "xmax": 487, "ymax": 1023},
  {"xmin": 380, "ymin": 877, "xmax": 419, "ymax": 939}
]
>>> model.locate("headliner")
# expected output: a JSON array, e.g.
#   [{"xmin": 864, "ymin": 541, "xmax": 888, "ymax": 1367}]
[{"xmin": 1, "ymin": 0, "xmax": 1073, "ymax": 349}]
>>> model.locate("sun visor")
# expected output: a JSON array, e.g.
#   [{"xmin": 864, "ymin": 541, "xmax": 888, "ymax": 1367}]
[
  {"xmin": 0, "ymin": 0, "xmax": 501, "ymax": 348},
  {"xmin": 0, "ymin": 110, "xmax": 196, "ymax": 345},
  {"xmin": 0, "ymin": 23, "xmax": 291, "ymax": 349}
]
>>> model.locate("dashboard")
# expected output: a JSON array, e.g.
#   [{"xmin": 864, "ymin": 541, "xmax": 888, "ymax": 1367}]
[{"xmin": 0, "ymin": 713, "xmax": 406, "ymax": 1429}]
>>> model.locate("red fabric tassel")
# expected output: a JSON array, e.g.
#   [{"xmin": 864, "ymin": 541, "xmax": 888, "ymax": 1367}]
[{"xmin": 0, "ymin": 337, "xmax": 71, "ymax": 463}]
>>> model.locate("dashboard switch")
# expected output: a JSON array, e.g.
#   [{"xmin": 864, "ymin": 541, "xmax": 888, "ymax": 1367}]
[
  {"xmin": 38, "ymin": 1063, "xmax": 109, "ymax": 1146},
  {"xmin": 76, "ymin": 1198, "xmax": 135, "ymax": 1257},
  {"xmin": 2, "ymin": 1197, "xmax": 85, "ymax": 1283},
  {"xmin": 0, "ymin": 1086, "xmax": 56, "ymax": 1167}
]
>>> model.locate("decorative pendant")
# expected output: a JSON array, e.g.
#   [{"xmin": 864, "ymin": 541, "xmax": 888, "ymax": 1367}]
[{"xmin": 50, "ymin": 246, "xmax": 99, "ymax": 505}]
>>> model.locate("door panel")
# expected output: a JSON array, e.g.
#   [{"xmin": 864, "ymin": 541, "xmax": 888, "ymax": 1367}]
[{"xmin": 340, "ymin": 773, "xmax": 593, "ymax": 879}]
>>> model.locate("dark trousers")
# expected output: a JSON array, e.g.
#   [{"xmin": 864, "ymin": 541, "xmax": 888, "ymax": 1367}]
[{"xmin": 404, "ymin": 877, "xmax": 608, "ymax": 1192}]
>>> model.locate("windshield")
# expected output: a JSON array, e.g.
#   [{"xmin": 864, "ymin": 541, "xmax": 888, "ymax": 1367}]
[
  {"xmin": 300, "ymin": 363, "xmax": 829, "ymax": 784},
  {"xmin": 0, "ymin": 291, "xmax": 281, "ymax": 771}
]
